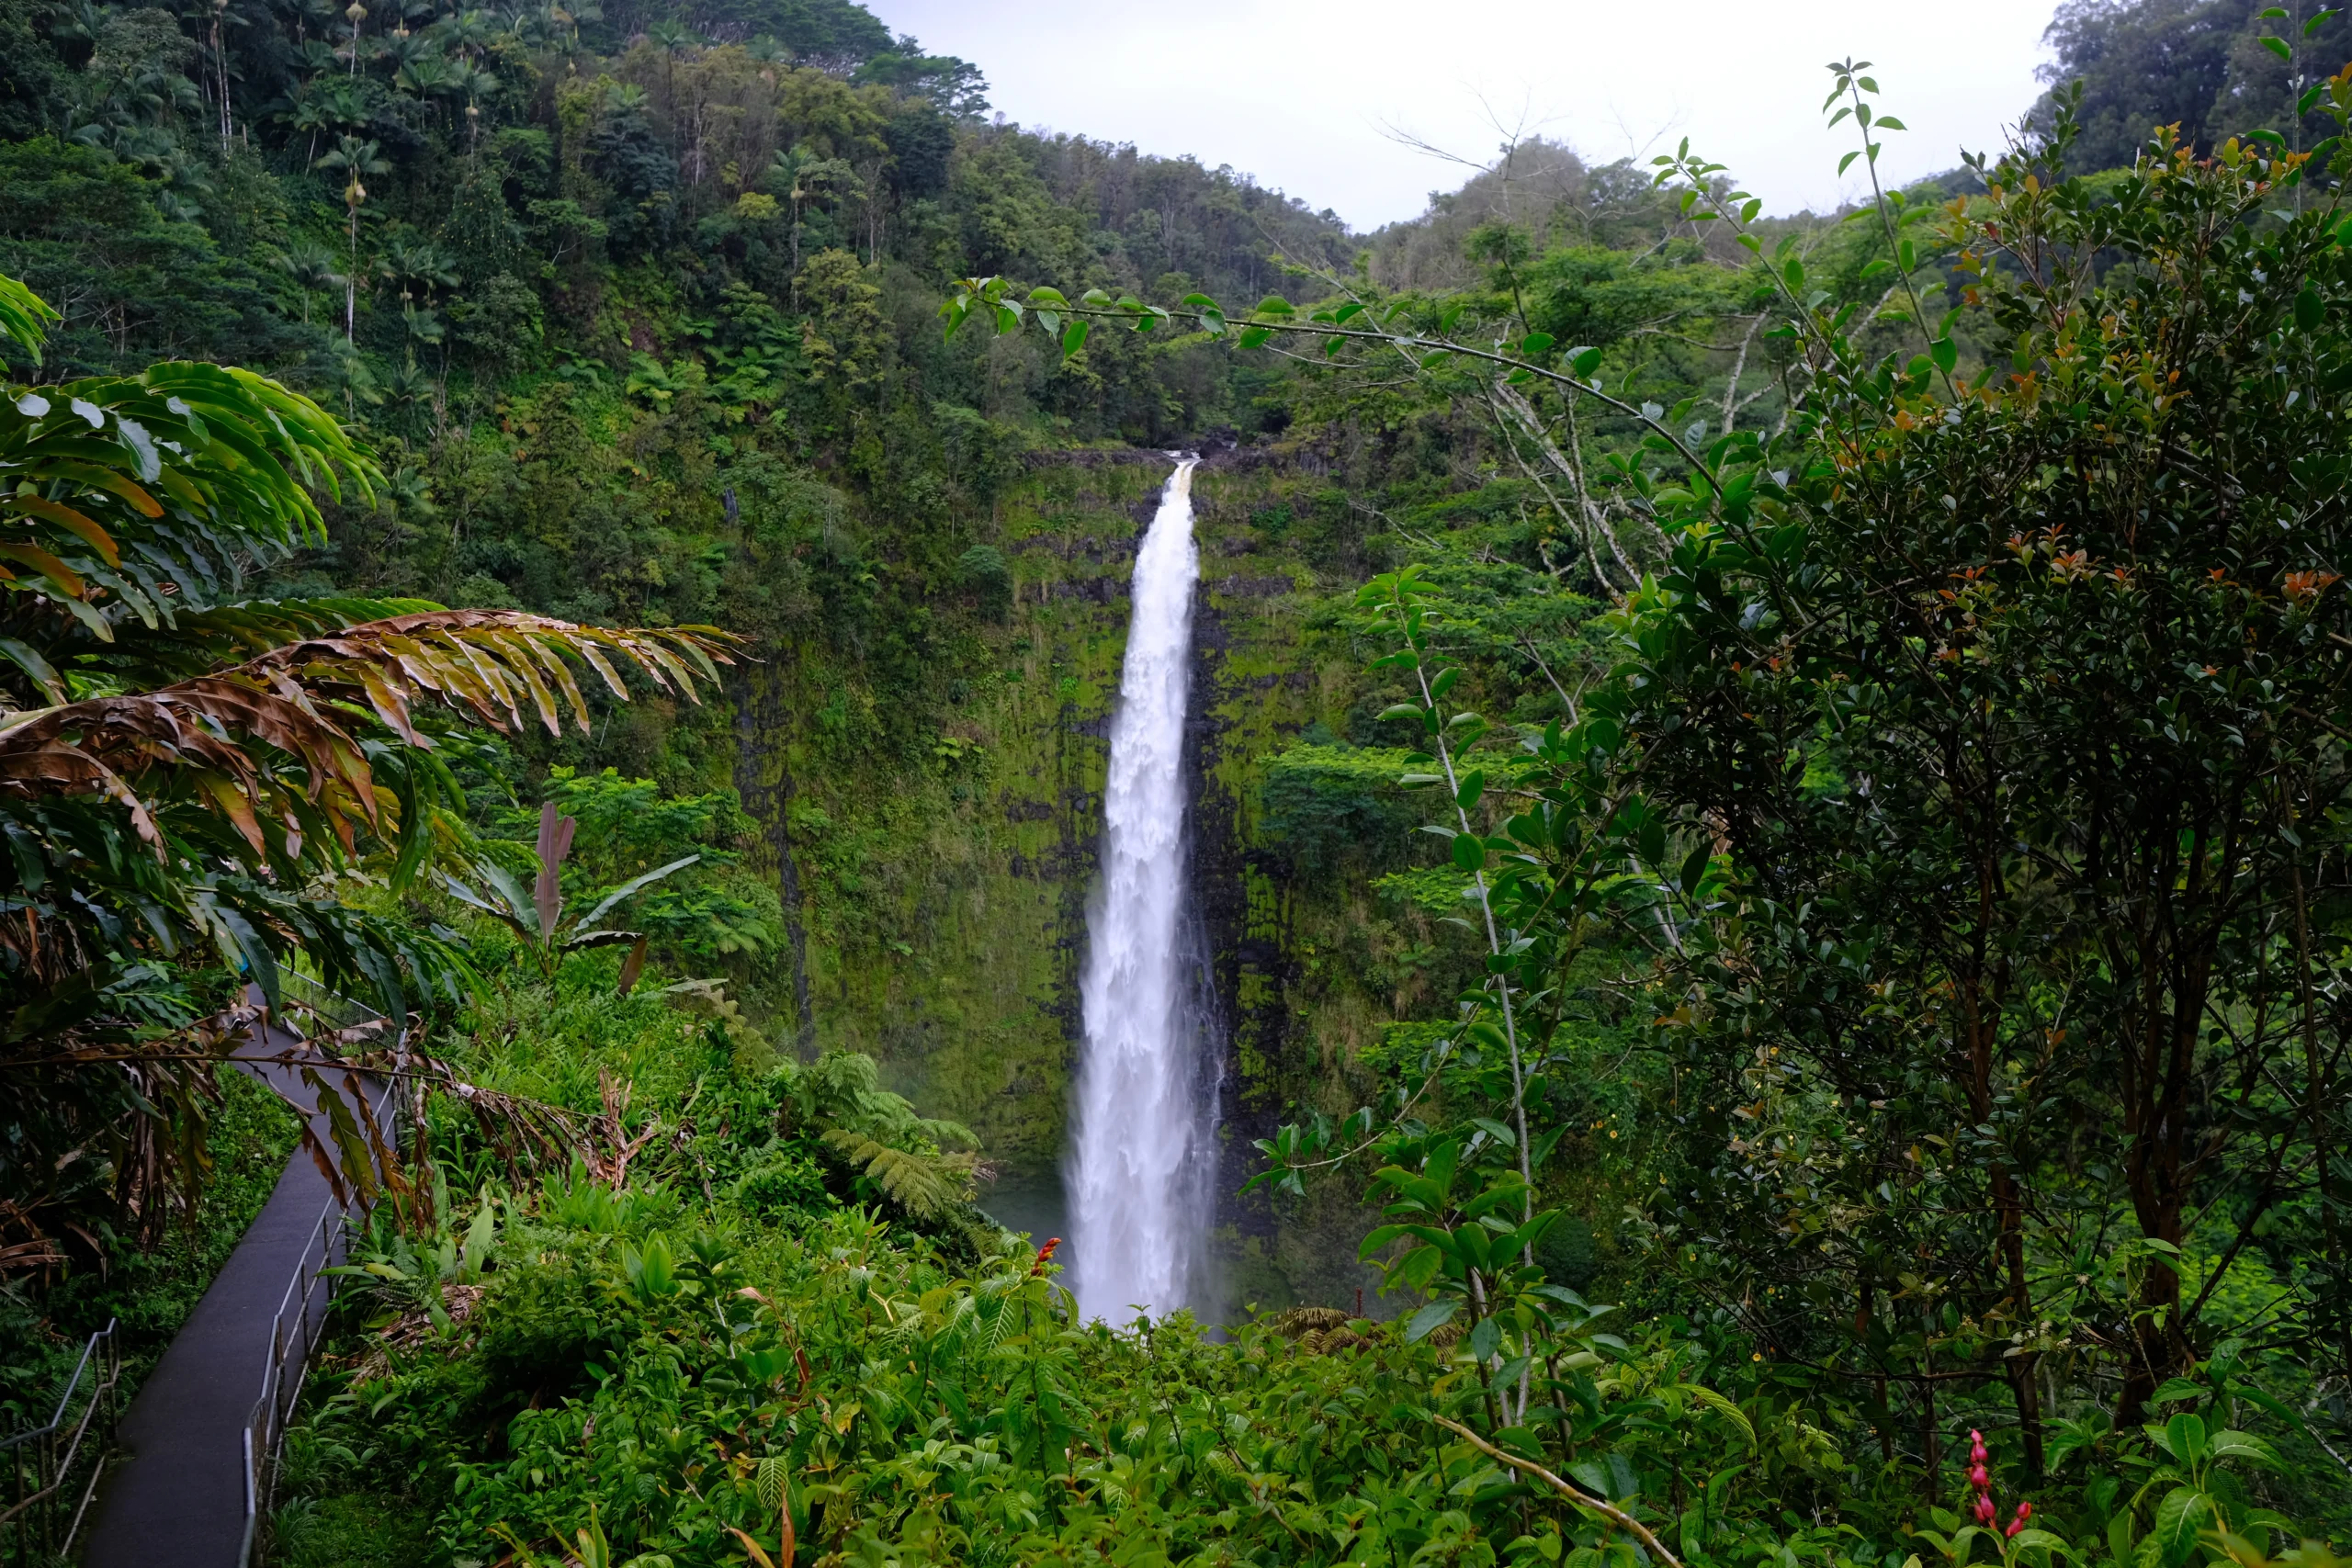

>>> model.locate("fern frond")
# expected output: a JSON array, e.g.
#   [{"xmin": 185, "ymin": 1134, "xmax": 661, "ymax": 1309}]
[{"xmin": 820, "ymin": 1128, "xmax": 976, "ymax": 1220}]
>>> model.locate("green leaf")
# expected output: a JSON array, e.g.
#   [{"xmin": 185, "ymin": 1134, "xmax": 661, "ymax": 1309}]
[
  {"xmin": 1061, "ymin": 320, "xmax": 1089, "ymax": 358},
  {"xmin": 2161, "ymin": 1413, "xmax": 2211, "ymax": 1465},
  {"xmin": 0, "ymin": 637, "xmax": 66, "ymax": 703},
  {"xmin": 2262, "ymin": 33, "xmax": 2292, "ymax": 60},
  {"xmin": 1403, "ymin": 1298, "xmax": 1460, "ymax": 1342},
  {"xmin": 1237, "ymin": 325, "xmax": 1272, "ymax": 349},
  {"xmin": 1931, "ymin": 337, "xmax": 1958, "ymax": 375},
  {"xmin": 1874, "ymin": 116, "xmax": 1907, "ymax": 130},
  {"xmin": 2153, "ymin": 1487, "xmax": 2211, "ymax": 1561},
  {"xmin": 2296, "ymin": 285, "xmax": 2324, "ymax": 332},
  {"xmin": 2308, "ymin": 6, "xmax": 2341, "ymax": 34},
  {"xmin": 1451, "ymin": 832, "xmax": 1487, "ymax": 873},
  {"xmin": 1568, "ymin": 345, "xmax": 1603, "ymax": 378},
  {"xmin": 1838, "ymin": 149, "xmax": 1861, "ymax": 176},
  {"xmin": 1254, "ymin": 294, "xmax": 1295, "ymax": 315},
  {"xmin": 1520, "ymin": 332, "xmax": 1555, "ymax": 356},
  {"xmin": 1455, "ymin": 770, "xmax": 1484, "ymax": 811},
  {"xmin": 2207, "ymin": 1430, "xmax": 2281, "ymax": 1469}
]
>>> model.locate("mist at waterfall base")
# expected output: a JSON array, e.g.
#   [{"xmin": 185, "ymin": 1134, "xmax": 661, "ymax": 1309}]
[{"xmin": 1058, "ymin": 457, "xmax": 1223, "ymax": 1326}]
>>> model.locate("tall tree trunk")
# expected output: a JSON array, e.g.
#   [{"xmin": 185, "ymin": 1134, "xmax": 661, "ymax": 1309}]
[{"xmin": 2119, "ymin": 902, "xmax": 2205, "ymax": 1420}]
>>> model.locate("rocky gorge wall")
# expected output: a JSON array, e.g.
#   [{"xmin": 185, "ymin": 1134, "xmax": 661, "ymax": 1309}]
[{"xmin": 730, "ymin": 445, "xmax": 1477, "ymax": 1314}]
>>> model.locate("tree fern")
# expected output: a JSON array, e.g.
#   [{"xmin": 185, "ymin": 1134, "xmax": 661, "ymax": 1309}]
[{"xmin": 820, "ymin": 1128, "xmax": 976, "ymax": 1221}]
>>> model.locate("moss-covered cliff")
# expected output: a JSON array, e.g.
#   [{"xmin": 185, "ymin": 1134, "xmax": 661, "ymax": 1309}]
[{"xmin": 729, "ymin": 446, "xmax": 1498, "ymax": 1313}]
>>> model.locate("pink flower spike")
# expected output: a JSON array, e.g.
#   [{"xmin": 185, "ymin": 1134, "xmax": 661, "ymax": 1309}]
[{"xmin": 1969, "ymin": 1464, "xmax": 1990, "ymax": 1488}]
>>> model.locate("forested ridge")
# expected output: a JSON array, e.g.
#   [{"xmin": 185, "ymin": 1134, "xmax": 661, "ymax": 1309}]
[{"xmin": 1, "ymin": 0, "xmax": 2350, "ymax": 1563}]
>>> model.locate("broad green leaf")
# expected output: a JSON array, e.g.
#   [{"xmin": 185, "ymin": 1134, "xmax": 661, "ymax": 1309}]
[
  {"xmin": 1403, "ymin": 1297, "xmax": 1460, "ymax": 1341},
  {"xmin": 2159, "ymin": 1412, "xmax": 2210, "ymax": 1464},
  {"xmin": 1451, "ymin": 832, "xmax": 1487, "ymax": 873},
  {"xmin": 2207, "ymin": 1429, "xmax": 2280, "ymax": 1469},
  {"xmin": 2153, "ymin": 1486, "xmax": 2211, "ymax": 1560}
]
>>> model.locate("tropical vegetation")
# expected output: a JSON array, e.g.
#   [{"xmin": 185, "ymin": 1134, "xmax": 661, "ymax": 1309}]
[{"xmin": 0, "ymin": 0, "xmax": 2347, "ymax": 1563}]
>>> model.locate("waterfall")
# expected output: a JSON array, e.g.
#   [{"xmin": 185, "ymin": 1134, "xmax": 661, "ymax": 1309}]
[{"xmin": 1067, "ymin": 456, "xmax": 1218, "ymax": 1324}]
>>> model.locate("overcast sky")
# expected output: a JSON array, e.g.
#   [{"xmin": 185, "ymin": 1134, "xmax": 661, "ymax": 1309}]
[{"xmin": 875, "ymin": 0, "xmax": 2066, "ymax": 231}]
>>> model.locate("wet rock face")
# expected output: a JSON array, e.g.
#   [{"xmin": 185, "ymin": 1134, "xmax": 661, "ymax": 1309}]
[{"xmin": 735, "ymin": 446, "xmax": 1392, "ymax": 1314}]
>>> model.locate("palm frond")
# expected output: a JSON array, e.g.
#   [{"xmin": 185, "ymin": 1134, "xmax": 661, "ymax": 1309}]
[
  {"xmin": 0, "ymin": 611, "xmax": 739, "ymax": 855},
  {"xmin": 2, "ymin": 363, "xmax": 385, "ymax": 645},
  {"xmin": 0, "ymin": 275, "xmax": 58, "ymax": 365}
]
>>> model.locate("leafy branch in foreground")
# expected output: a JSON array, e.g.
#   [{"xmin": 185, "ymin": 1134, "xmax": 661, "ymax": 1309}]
[{"xmin": 0, "ymin": 266, "xmax": 745, "ymax": 1268}]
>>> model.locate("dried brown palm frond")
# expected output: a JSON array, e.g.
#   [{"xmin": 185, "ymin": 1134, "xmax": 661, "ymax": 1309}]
[{"xmin": 0, "ymin": 609, "xmax": 740, "ymax": 857}]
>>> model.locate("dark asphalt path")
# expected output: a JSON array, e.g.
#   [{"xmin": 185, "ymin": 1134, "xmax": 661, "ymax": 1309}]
[{"xmin": 81, "ymin": 1026, "xmax": 392, "ymax": 1567}]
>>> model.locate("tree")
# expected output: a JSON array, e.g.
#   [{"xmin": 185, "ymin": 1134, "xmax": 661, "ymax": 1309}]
[
  {"xmin": 964, "ymin": 58, "xmax": 2352, "ymax": 1490},
  {"xmin": 0, "ymin": 269, "xmax": 739, "ymax": 1262},
  {"xmin": 2038, "ymin": 0, "xmax": 2260, "ymax": 171},
  {"xmin": 315, "ymin": 133, "xmax": 390, "ymax": 340}
]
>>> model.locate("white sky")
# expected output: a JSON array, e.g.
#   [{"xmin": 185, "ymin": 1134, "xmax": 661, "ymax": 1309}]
[{"xmin": 875, "ymin": 0, "xmax": 2066, "ymax": 230}]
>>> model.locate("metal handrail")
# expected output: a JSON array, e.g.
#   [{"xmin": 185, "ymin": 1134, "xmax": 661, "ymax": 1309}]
[
  {"xmin": 237, "ymin": 980, "xmax": 396, "ymax": 1568},
  {"xmin": 0, "ymin": 1319, "xmax": 119, "ymax": 1566}
]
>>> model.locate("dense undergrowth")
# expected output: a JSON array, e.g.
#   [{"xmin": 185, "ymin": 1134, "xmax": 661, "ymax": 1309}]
[{"xmin": 260, "ymin": 953, "xmax": 2348, "ymax": 1567}]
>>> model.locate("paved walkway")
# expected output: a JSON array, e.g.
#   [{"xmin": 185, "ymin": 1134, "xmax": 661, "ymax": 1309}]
[{"xmin": 82, "ymin": 1025, "xmax": 392, "ymax": 1568}]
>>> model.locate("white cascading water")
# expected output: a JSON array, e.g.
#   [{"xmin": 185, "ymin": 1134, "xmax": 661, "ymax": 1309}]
[{"xmin": 1068, "ymin": 456, "xmax": 1217, "ymax": 1324}]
